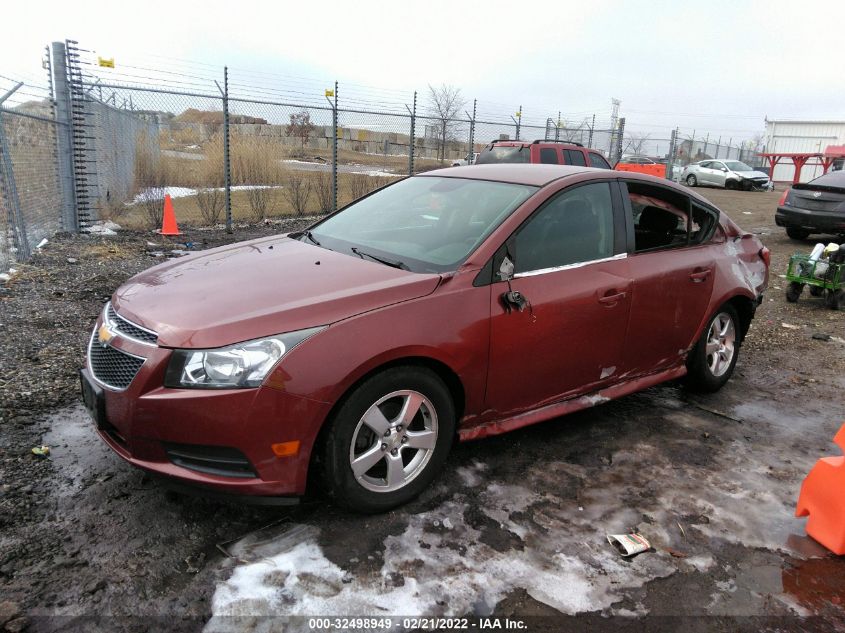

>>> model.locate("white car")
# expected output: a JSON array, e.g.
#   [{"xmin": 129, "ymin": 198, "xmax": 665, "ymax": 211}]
[
  {"xmin": 451, "ymin": 152, "xmax": 480, "ymax": 167},
  {"xmin": 682, "ymin": 160, "xmax": 771, "ymax": 191}
]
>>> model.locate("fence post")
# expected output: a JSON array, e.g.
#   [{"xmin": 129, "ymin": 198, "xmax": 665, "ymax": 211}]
[
  {"xmin": 220, "ymin": 67, "xmax": 231, "ymax": 233},
  {"xmin": 614, "ymin": 117, "xmax": 625, "ymax": 164},
  {"xmin": 51, "ymin": 41, "xmax": 78, "ymax": 232},
  {"xmin": 406, "ymin": 91, "xmax": 416, "ymax": 176},
  {"xmin": 332, "ymin": 80, "xmax": 338, "ymax": 212},
  {"xmin": 588, "ymin": 114, "xmax": 595, "ymax": 148},
  {"xmin": 514, "ymin": 105, "xmax": 522, "ymax": 140},
  {"xmin": 666, "ymin": 127, "xmax": 677, "ymax": 181},
  {"xmin": 703, "ymin": 133, "xmax": 709, "ymax": 158},
  {"xmin": 468, "ymin": 99, "xmax": 477, "ymax": 164}
]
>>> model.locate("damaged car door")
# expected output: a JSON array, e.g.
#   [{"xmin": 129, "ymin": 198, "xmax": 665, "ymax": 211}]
[
  {"xmin": 621, "ymin": 180, "xmax": 718, "ymax": 375},
  {"xmin": 486, "ymin": 181, "xmax": 633, "ymax": 415}
]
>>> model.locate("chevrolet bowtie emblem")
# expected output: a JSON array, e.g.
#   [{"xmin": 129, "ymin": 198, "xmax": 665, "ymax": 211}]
[{"xmin": 98, "ymin": 323, "xmax": 115, "ymax": 347}]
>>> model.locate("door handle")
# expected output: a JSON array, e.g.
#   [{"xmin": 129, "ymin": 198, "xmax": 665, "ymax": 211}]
[
  {"xmin": 598, "ymin": 291, "xmax": 626, "ymax": 305},
  {"xmin": 689, "ymin": 268, "xmax": 712, "ymax": 283}
]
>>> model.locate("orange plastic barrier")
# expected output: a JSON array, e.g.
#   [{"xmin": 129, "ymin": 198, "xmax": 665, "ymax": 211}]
[
  {"xmin": 795, "ymin": 423, "xmax": 845, "ymax": 555},
  {"xmin": 158, "ymin": 193, "xmax": 182, "ymax": 236},
  {"xmin": 614, "ymin": 163, "xmax": 667, "ymax": 178}
]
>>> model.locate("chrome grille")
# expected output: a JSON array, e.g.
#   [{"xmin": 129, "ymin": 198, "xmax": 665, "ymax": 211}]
[
  {"xmin": 106, "ymin": 303, "xmax": 157, "ymax": 344},
  {"xmin": 88, "ymin": 333, "xmax": 146, "ymax": 390}
]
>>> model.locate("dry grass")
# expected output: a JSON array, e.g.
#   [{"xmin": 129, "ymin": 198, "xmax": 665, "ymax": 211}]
[
  {"xmin": 313, "ymin": 172, "xmax": 334, "ymax": 214},
  {"xmin": 283, "ymin": 172, "xmax": 312, "ymax": 216},
  {"xmin": 196, "ymin": 188, "xmax": 225, "ymax": 225}
]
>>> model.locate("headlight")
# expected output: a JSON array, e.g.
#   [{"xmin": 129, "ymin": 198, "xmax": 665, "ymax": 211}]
[{"xmin": 164, "ymin": 327, "xmax": 324, "ymax": 389}]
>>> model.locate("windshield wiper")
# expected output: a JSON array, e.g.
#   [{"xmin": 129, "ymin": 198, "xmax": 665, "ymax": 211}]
[
  {"xmin": 300, "ymin": 230, "xmax": 321, "ymax": 246},
  {"xmin": 350, "ymin": 247, "xmax": 408, "ymax": 270}
]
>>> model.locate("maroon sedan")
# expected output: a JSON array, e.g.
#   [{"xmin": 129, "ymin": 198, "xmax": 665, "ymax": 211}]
[{"xmin": 81, "ymin": 165, "xmax": 769, "ymax": 512}]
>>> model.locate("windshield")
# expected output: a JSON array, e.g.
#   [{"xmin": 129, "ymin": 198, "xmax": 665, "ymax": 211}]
[
  {"xmin": 475, "ymin": 145, "xmax": 531, "ymax": 164},
  {"xmin": 308, "ymin": 177, "xmax": 538, "ymax": 273},
  {"xmin": 723, "ymin": 161, "xmax": 754, "ymax": 172}
]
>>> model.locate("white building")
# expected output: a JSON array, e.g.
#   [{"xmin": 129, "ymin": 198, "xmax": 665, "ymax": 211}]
[{"xmin": 764, "ymin": 119, "xmax": 845, "ymax": 182}]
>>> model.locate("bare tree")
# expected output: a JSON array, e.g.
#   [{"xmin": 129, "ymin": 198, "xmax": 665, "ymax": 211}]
[
  {"xmin": 348, "ymin": 174, "xmax": 379, "ymax": 200},
  {"xmin": 285, "ymin": 110, "xmax": 316, "ymax": 150},
  {"xmin": 623, "ymin": 132, "xmax": 651, "ymax": 156},
  {"xmin": 138, "ymin": 187, "xmax": 166, "ymax": 230},
  {"xmin": 427, "ymin": 84, "xmax": 466, "ymax": 163}
]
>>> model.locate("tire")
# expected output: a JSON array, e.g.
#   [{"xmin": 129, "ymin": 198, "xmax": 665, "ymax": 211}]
[
  {"xmin": 785, "ymin": 282, "xmax": 804, "ymax": 302},
  {"xmin": 685, "ymin": 305, "xmax": 741, "ymax": 393},
  {"xmin": 686, "ymin": 174, "xmax": 697, "ymax": 187},
  {"xmin": 725, "ymin": 179, "xmax": 737, "ymax": 190},
  {"xmin": 320, "ymin": 366, "xmax": 455, "ymax": 513},
  {"xmin": 825, "ymin": 289, "xmax": 844, "ymax": 311},
  {"xmin": 809, "ymin": 285, "xmax": 824, "ymax": 297},
  {"xmin": 786, "ymin": 228, "xmax": 810, "ymax": 240}
]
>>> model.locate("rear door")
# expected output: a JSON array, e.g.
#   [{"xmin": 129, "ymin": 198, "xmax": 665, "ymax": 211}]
[
  {"xmin": 589, "ymin": 152, "xmax": 612, "ymax": 169},
  {"xmin": 619, "ymin": 180, "xmax": 718, "ymax": 376},
  {"xmin": 485, "ymin": 180, "xmax": 632, "ymax": 415}
]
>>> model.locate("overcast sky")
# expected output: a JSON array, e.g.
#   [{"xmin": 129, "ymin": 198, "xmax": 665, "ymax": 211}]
[{"xmin": 2, "ymin": 0, "xmax": 842, "ymax": 144}]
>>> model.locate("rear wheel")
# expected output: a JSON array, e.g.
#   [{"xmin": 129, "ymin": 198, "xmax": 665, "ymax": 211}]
[
  {"xmin": 786, "ymin": 282, "xmax": 804, "ymax": 302},
  {"xmin": 786, "ymin": 227, "xmax": 810, "ymax": 240},
  {"xmin": 825, "ymin": 289, "xmax": 844, "ymax": 311},
  {"xmin": 685, "ymin": 305, "xmax": 740, "ymax": 393},
  {"xmin": 321, "ymin": 366, "xmax": 455, "ymax": 513},
  {"xmin": 686, "ymin": 174, "xmax": 698, "ymax": 187}
]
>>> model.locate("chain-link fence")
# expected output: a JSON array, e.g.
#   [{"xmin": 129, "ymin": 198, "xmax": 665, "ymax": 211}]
[{"xmin": 0, "ymin": 40, "xmax": 771, "ymax": 269}]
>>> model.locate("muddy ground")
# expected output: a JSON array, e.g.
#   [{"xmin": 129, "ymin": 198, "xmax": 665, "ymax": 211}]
[{"xmin": 0, "ymin": 190, "xmax": 843, "ymax": 633}]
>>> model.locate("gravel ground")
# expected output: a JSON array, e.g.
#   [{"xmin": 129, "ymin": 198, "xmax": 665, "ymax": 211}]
[{"xmin": 0, "ymin": 191, "xmax": 843, "ymax": 633}]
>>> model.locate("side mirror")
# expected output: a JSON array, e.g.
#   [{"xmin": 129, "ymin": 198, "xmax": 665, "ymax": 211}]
[
  {"xmin": 498, "ymin": 256, "xmax": 514, "ymax": 281},
  {"xmin": 721, "ymin": 167, "xmax": 728, "ymax": 172}
]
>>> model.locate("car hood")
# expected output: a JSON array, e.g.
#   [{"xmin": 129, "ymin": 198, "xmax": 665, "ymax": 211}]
[
  {"xmin": 734, "ymin": 170, "xmax": 769, "ymax": 180},
  {"xmin": 112, "ymin": 235, "xmax": 441, "ymax": 348}
]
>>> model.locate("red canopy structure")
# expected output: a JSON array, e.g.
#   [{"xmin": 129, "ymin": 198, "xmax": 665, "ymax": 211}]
[{"xmin": 759, "ymin": 145, "xmax": 845, "ymax": 184}]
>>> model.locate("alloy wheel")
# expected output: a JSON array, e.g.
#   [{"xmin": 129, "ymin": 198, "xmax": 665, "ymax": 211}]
[
  {"xmin": 349, "ymin": 390, "xmax": 438, "ymax": 493},
  {"xmin": 705, "ymin": 312, "xmax": 736, "ymax": 377}
]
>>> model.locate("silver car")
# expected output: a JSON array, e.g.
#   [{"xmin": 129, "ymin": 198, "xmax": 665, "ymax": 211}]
[{"xmin": 682, "ymin": 160, "xmax": 771, "ymax": 191}]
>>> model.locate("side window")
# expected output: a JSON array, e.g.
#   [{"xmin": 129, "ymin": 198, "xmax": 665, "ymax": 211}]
[
  {"xmin": 624, "ymin": 182, "xmax": 690, "ymax": 252},
  {"xmin": 564, "ymin": 149, "xmax": 587, "ymax": 166},
  {"xmin": 713, "ymin": 162, "xmax": 726, "ymax": 171},
  {"xmin": 589, "ymin": 153, "xmax": 612, "ymax": 169},
  {"xmin": 539, "ymin": 148, "xmax": 559, "ymax": 164},
  {"xmin": 690, "ymin": 203, "xmax": 718, "ymax": 243},
  {"xmin": 513, "ymin": 182, "xmax": 615, "ymax": 273},
  {"xmin": 699, "ymin": 161, "xmax": 712, "ymax": 169}
]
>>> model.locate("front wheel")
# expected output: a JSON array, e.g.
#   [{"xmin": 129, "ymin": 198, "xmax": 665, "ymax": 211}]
[
  {"xmin": 686, "ymin": 174, "xmax": 698, "ymax": 187},
  {"xmin": 320, "ymin": 366, "xmax": 455, "ymax": 513},
  {"xmin": 685, "ymin": 305, "xmax": 740, "ymax": 393},
  {"xmin": 786, "ymin": 281, "xmax": 804, "ymax": 302}
]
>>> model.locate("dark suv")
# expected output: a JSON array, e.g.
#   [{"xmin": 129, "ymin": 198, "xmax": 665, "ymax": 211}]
[{"xmin": 476, "ymin": 139, "xmax": 612, "ymax": 169}]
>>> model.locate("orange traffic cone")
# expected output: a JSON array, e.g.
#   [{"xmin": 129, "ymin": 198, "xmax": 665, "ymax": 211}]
[
  {"xmin": 796, "ymin": 423, "xmax": 845, "ymax": 555},
  {"xmin": 158, "ymin": 193, "xmax": 182, "ymax": 236}
]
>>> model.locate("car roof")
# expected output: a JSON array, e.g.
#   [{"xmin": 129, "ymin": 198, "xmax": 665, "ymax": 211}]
[
  {"xmin": 419, "ymin": 164, "xmax": 723, "ymax": 209},
  {"xmin": 418, "ymin": 164, "xmax": 595, "ymax": 186}
]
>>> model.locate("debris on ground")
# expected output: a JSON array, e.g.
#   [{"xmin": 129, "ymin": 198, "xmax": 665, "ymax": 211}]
[
  {"xmin": 607, "ymin": 533, "xmax": 652, "ymax": 557},
  {"xmin": 30, "ymin": 446, "xmax": 50, "ymax": 458},
  {"xmin": 781, "ymin": 323, "xmax": 800, "ymax": 330}
]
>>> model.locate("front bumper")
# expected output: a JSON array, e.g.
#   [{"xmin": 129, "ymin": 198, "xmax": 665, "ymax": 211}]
[
  {"xmin": 776, "ymin": 206, "xmax": 845, "ymax": 233},
  {"xmin": 82, "ymin": 318, "xmax": 332, "ymax": 498}
]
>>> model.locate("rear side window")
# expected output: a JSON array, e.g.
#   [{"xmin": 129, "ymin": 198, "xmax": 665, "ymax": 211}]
[
  {"xmin": 809, "ymin": 171, "xmax": 845, "ymax": 187},
  {"xmin": 475, "ymin": 146, "xmax": 530, "ymax": 164},
  {"xmin": 539, "ymin": 148, "xmax": 559, "ymax": 164},
  {"xmin": 589, "ymin": 153, "xmax": 611, "ymax": 169},
  {"xmin": 623, "ymin": 182, "xmax": 690, "ymax": 252},
  {"xmin": 513, "ymin": 182, "xmax": 615, "ymax": 273},
  {"xmin": 564, "ymin": 149, "xmax": 586, "ymax": 166},
  {"xmin": 690, "ymin": 203, "xmax": 718, "ymax": 244}
]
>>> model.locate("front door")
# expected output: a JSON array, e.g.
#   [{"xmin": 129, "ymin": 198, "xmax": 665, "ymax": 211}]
[{"xmin": 485, "ymin": 181, "xmax": 632, "ymax": 417}]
